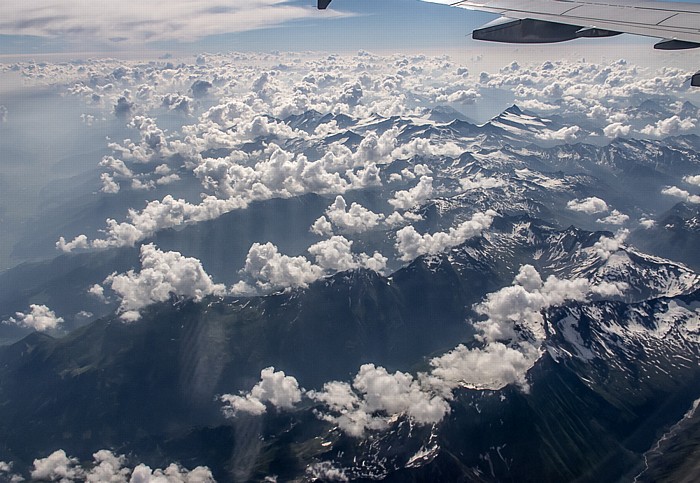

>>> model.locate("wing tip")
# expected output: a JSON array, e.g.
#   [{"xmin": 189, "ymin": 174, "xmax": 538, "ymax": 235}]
[{"xmin": 318, "ymin": 0, "xmax": 332, "ymax": 9}]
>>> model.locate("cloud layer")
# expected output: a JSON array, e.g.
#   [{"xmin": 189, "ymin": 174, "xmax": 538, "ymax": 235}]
[{"xmin": 0, "ymin": 1, "xmax": 346, "ymax": 44}]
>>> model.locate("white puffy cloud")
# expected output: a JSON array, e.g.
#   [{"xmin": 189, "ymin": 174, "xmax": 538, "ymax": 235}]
[
  {"xmin": 566, "ymin": 197, "xmax": 609, "ymax": 214},
  {"xmin": 4, "ymin": 304, "xmax": 63, "ymax": 332},
  {"xmin": 596, "ymin": 209, "xmax": 629, "ymax": 225},
  {"xmin": 592, "ymin": 229, "xmax": 629, "ymax": 260},
  {"xmin": 639, "ymin": 218, "xmax": 656, "ymax": 229},
  {"xmin": 641, "ymin": 115, "xmax": 696, "ymax": 137},
  {"xmin": 388, "ymin": 176, "xmax": 434, "ymax": 211},
  {"xmin": 308, "ymin": 364, "xmax": 450, "ymax": 438},
  {"xmin": 237, "ymin": 242, "xmax": 324, "ymax": 293},
  {"xmin": 221, "ymin": 367, "xmax": 303, "ymax": 417},
  {"xmin": 395, "ymin": 211, "xmax": 495, "ymax": 262},
  {"xmin": 30, "ymin": 449, "xmax": 213, "ymax": 483},
  {"xmin": 237, "ymin": 238, "xmax": 387, "ymax": 293},
  {"xmin": 0, "ymin": 461, "xmax": 22, "ymax": 483},
  {"xmin": 32, "ymin": 449, "xmax": 81, "ymax": 482},
  {"xmin": 684, "ymin": 175, "xmax": 700, "ymax": 187},
  {"xmin": 311, "ymin": 236, "xmax": 387, "ymax": 273},
  {"xmin": 536, "ymin": 125, "xmax": 580, "ymax": 142},
  {"xmin": 62, "ymin": 195, "xmax": 248, "ymax": 251},
  {"xmin": 603, "ymin": 122, "xmax": 632, "ymax": 138},
  {"xmin": 427, "ymin": 342, "xmax": 540, "ymax": 392},
  {"xmin": 56, "ymin": 234, "xmax": 89, "ymax": 253},
  {"xmin": 100, "ymin": 173, "xmax": 121, "ymax": 194},
  {"xmin": 662, "ymin": 186, "xmax": 700, "ymax": 204},
  {"xmin": 321, "ymin": 196, "xmax": 384, "ymax": 235},
  {"xmin": 87, "ymin": 284, "xmax": 108, "ymax": 303},
  {"xmin": 105, "ymin": 244, "xmax": 226, "ymax": 321}
]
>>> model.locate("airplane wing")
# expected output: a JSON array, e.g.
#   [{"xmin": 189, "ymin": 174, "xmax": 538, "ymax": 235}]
[
  {"xmin": 422, "ymin": 0, "xmax": 700, "ymax": 47},
  {"xmin": 317, "ymin": 0, "xmax": 700, "ymax": 85}
]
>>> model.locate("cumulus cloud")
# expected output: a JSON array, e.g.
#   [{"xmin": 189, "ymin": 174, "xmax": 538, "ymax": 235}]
[
  {"xmin": 105, "ymin": 244, "xmax": 226, "ymax": 321},
  {"xmin": 641, "ymin": 115, "xmax": 696, "ymax": 137},
  {"xmin": 566, "ymin": 197, "xmax": 609, "ymax": 214},
  {"xmin": 236, "ymin": 242, "xmax": 324, "ymax": 293},
  {"xmin": 388, "ymin": 176, "xmax": 434, "ymax": 210},
  {"xmin": 100, "ymin": 173, "xmax": 121, "ymax": 194},
  {"xmin": 236, "ymin": 238, "xmax": 387, "ymax": 293},
  {"xmin": 596, "ymin": 209, "xmax": 629, "ymax": 225},
  {"xmin": 30, "ymin": 449, "xmax": 213, "ymax": 483},
  {"xmin": 684, "ymin": 175, "xmax": 700, "ymax": 187},
  {"xmin": 661, "ymin": 186, "xmax": 700, "ymax": 204},
  {"xmin": 3, "ymin": 304, "xmax": 63, "ymax": 332},
  {"xmin": 0, "ymin": 1, "xmax": 347, "ymax": 44},
  {"xmin": 395, "ymin": 211, "xmax": 496, "ymax": 262},
  {"xmin": 307, "ymin": 364, "xmax": 450, "ymax": 438},
  {"xmin": 56, "ymin": 234, "xmax": 89, "ymax": 253},
  {"xmin": 308, "ymin": 236, "xmax": 387, "ymax": 274},
  {"xmin": 536, "ymin": 125, "xmax": 580, "ymax": 142},
  {"xmin": 639, "ymin": 217, "xmax": 656, "ymax": 229},
  {"xmin": 318, "ymin": 196, "xmax": 384, "ymax": 235},
  {"xmin": 593, "ymin": 229, "xmax": 629, "ymax": 260},
  {"xmin": 221, "ymin": 367, "xmax": 303, "ymax": 417},
  {"xmin": 603, "ymin": 122, "xmax": 632, "ymax": 138}
]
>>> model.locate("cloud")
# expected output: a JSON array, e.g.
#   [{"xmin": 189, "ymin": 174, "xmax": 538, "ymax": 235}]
[
  {"xmin": 388, "ymin": 176, "xmax": 434, "ymax": 211},
  {"xmin": 0, "ymin": 105, "xmax": 7, "ymax": 123},
  {"xmin": 536, "ymin": 125, "xmax": 580, "ymax": 142},
  {"xmin": 100, "ymin": 173, "xmax": 120, "ymax": 194},
  {"xmin": 31, "ymin": 449, "xmax": 81, "ymax": 482},
  {"xmin": 639, "ymin": 218, "xmax": 656, "ymax": 229},
  {"xmin": 641, "ymin": 115, "xmax": 696, "ymax": 137},
  {"xmin": 30, "ymin": 449, "xmax": 213, "ymax": 483},
  {"xmin": 221, "ymin": 367, "xmax": 303, "ymax": 417},
  {"xmin": 566, "ymin": 197, "xmax": 609, "ymax": 214},
  {"xmin": 593, "ymin": 229, "xmax": 629, "ymax": 260},
  {"xmin": 596, "ymin": 209, "xmax": 629, "ymax": 225},
  {"xmin": 105, "ymin": 244, "xmax": 226, "ymax": 321},
  {"xmin": 307, "ymin": 364, "xmax": 450, "ymax": 438},
  {"xmin": 318, "ymin": 196, "xmax": 384, "ymax": 235},
  {"xmin": 395, "ymin": 211, "xmax": 496, "ymax": 262},
  {"xmin": 662, "ymin": 186, "xmax": 700, "ymax": 204},
  {"xmin": 308, "ymin": 236, "xmax": 386, "ymax": 274},
  {"xmin": 236, "ymin": 238, "xmax": 387, "ymax": 293},
  {"xmin": 237, "ymin": 242, "xmax": 324, "ymax": 293},
  {"xmin": 603, "ymin": 122, "xmax": 632, "ymax": 138},
  {"xmin": 427, "ymin": 342, "xmax": 540, "ymax": 392},
  {"xmin": 0, "ymin": 1, "xmax": 347, "ymax": 44},
  {"xmin": 306, "ymin": 462, "xmax": 349, "ymax": 482},
  {"xmin": 685, "ymin": 175, "xmax": 700, "ymax": 187},
  {"xmin": 56, "ymin": 234, "xmax": 89, "ymax": 253},
  {"xmin": 4, "ymin": 304, "xmax": 63, "ymax": 332}
]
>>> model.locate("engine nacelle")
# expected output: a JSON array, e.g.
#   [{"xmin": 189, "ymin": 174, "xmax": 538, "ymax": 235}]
[
  {"xmin": 472, "ymin": 17, "xmax": 581, "ymax": 43},
  {"xmin": 693, "ymin": 72, "xmax": 700, "ymax": 87}
]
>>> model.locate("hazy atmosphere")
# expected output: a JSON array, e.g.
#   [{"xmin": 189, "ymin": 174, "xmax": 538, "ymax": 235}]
[{"xmin": 2, "ymin": 0, "xmax": 700, "ymax": 482}]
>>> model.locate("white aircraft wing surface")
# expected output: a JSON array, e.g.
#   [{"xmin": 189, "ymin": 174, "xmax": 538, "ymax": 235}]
[{"xmin": 422, "ymin": 0, "xmax": 700, "ymax": 45}]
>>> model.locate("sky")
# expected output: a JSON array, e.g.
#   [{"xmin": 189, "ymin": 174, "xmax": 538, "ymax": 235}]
[{"xmin": 0, "ymin": 0, "xmax": 691, "ymax": 57}]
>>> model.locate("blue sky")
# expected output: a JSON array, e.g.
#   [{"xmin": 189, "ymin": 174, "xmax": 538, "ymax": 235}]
[
  {"xmin": 0, "ymin": 0, "xmax": 494, "ymax": 55},
  {"xmin": 0, "ymin": 0, "xmax": 695, "ymax": 58}
]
